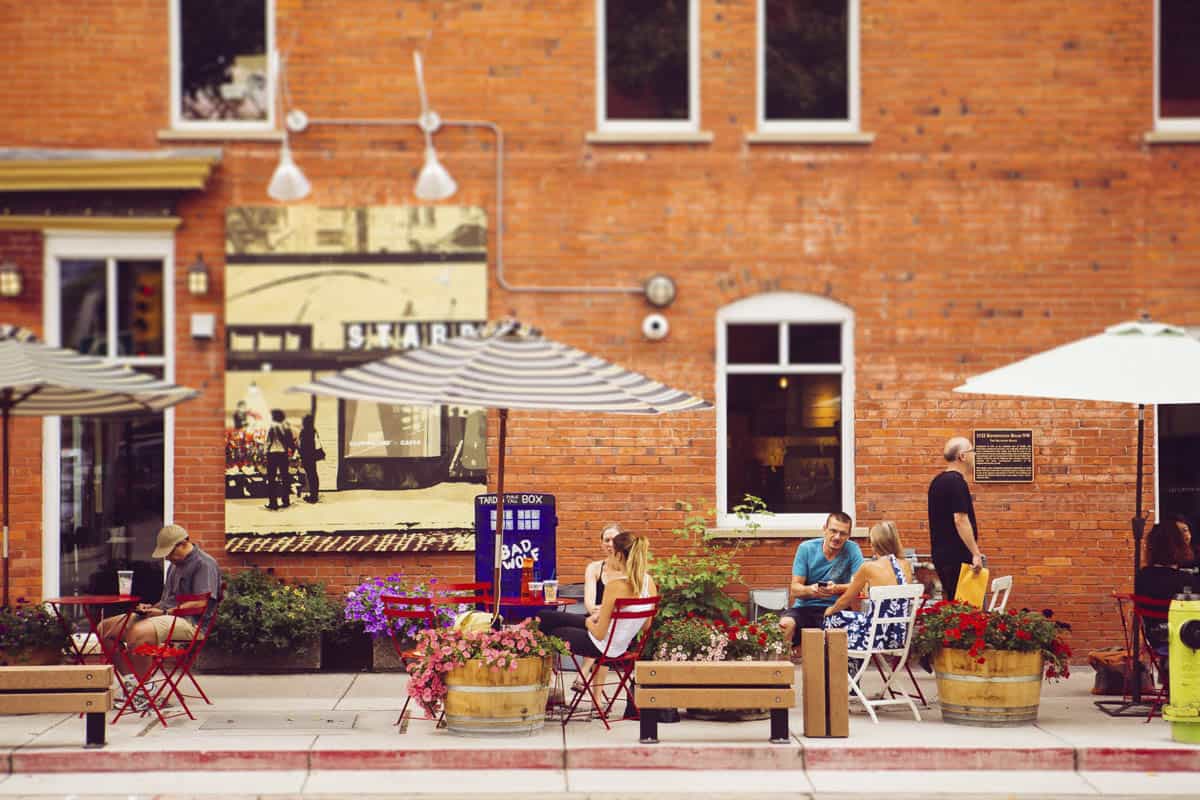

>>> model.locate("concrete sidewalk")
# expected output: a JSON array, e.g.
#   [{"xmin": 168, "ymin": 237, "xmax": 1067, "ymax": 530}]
[{"xmin": 1, "ymin": 666, "xmax": 1197, "ymax": 780}]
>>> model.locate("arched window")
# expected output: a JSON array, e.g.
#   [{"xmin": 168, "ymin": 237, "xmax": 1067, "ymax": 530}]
[{"xmin": 716, "ymin": 292, "xmax": 855, "ymax": 530}]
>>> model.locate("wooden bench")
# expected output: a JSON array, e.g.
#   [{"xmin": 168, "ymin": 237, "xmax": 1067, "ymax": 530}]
[
  {"xmin": 634, "ymin": 660, "xmax": 795, "ymax": 744},
  {"xmin": 0, "ymin": 665, "xmax": 113, "ymax": 748}
]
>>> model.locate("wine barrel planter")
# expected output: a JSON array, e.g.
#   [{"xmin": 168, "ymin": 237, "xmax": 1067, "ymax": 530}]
[
  {"xmin": 443, "ymin": 656, "xmax": 551, "ymax": 736},
  {"xmin": 935, "ymin": 648, "xmax": 1043, "ymax": 726}
]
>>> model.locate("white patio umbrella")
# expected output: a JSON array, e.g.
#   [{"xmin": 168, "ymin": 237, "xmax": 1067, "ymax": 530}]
[
  {"xmin": 0, "ymin": 325, "xmax": 199, "ymax": 606},
  {"xmin": 290, "ymin": 320, "xmax": 712, "ymax": 621},
  {"xmin": 954, "ymin": 318, "xmax": 1200, "ymax": 708}
]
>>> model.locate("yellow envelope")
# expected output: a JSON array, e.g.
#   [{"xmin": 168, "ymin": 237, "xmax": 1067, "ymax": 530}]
[{"xmin": 954, "ymin": 564, "xmax": 990, "ymax": 608}]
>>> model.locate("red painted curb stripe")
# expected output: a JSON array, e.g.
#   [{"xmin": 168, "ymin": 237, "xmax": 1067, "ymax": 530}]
[
  {"xmin": 8, "ymin": 745, "xmax": 1200, "ymax": 774},
  {"xmin": 803, "ymin": 746, "xmax": 1076, "ymax": 771}
]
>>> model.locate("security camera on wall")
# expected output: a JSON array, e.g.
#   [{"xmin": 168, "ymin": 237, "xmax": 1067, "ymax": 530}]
[{"xmin": 642, "ymin": 313, "xmax": 669, "ymax": 341}]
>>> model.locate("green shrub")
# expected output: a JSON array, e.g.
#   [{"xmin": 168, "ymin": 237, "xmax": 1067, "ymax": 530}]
[{"xmin": 208, "ymin": 568, "xmax": 339, "ymax": 655}]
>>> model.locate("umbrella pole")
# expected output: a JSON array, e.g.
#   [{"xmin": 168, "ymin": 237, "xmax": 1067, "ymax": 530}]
[
  {"xmin": 2, "ymin": 396, "xmax": 10, "ymax": 608},
  {"xmin": 1130, "ymin": 403, "xmax": 1147, "ymax": 704},
  {"xmin": 491, "ymin": 408, "xmax": 508, "ymax": 627}
]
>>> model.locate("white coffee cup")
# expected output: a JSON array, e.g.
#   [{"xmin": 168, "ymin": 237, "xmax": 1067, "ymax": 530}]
[
  {"xmin": 117, "ymin": 570, "xmax": 133, "ymax": 596},
  {"xmin": 542, "ymin": 580, "xmax": 558, "ymax": 602}
]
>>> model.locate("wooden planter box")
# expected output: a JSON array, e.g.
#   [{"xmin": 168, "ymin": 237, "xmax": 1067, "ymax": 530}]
[
  {"xmin": 370, "ymin": 636, "xmax": 411, "ymax": 672},
  {"xmin": 1, "ymin": 646, "xmax": 63, "ymax": 667},
  {"xmin": 935, "ymin": 648, "xmax": 1043, "ymax": 726},
  {"xmin": 196, "ymin": 638, "xmax": 322, "ymax": 673}
]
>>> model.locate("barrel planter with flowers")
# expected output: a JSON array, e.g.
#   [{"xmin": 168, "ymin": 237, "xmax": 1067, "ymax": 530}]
[
  {"xmin": 405, "ymin": 618, "xmax": 568, "ymax": 736},
  {"xmin": 914, "ymin": 600, "xmax": 1072, "ymax": 727}
]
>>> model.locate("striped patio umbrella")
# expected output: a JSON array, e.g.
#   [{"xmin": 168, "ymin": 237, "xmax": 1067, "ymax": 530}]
[
  {"xmin": 291, "ymin": 320, "xmax": 712, "ymax": 619},
  {"xmin": 0, "ymin": 325, "xmax": 199, "ymax": 606}
]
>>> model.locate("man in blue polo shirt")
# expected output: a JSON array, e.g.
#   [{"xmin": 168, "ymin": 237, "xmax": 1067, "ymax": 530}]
[{"xmin": 779, "ymin": 511, "xmax": 863, "ymax": 647}]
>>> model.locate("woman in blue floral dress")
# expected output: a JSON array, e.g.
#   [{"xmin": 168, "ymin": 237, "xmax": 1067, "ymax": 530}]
[{"xmin": 823, "ymin": 521, "xmax": 915, "ymax": 673}]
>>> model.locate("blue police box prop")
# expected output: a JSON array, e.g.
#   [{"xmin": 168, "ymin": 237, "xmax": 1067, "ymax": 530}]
[{"xmin": 474, "ymin": 492, "xmax": 557, "ymax": 599}]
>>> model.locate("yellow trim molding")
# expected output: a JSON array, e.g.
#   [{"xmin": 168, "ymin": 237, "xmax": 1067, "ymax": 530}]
[
  {"xmin": 0, "ymin": 152, "xmax": 220, "ymax": 191},
  {"xmin": 0, "ymin": 215, "xmax": 182, "ymax": 232}
]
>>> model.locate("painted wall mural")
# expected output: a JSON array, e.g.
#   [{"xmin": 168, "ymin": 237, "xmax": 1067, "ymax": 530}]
[{"xmin": 223, "ymin": 205, "xmax": 488, "ymax": 554}]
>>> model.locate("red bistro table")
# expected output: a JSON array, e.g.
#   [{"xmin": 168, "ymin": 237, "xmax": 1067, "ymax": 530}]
[{"xmin": 45, "ymin": 595, "xmax": 139, "ymax": 667}]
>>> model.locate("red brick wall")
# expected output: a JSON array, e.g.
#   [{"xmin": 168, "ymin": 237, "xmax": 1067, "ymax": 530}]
[
  {"xmin": 3, "ymin": 2, "xmax": 1198, "ymax": 657},
  {"xmin": 0, "ymin": 231, "xmax": 44, "ymax": 605}
]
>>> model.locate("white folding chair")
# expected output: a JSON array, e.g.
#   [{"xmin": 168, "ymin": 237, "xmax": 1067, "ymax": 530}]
[
  {"xmin": 987, "ymin": 575, "xmax": 1013, "ymax": 612},
  {"xmin": 749, "ymin": 588, "xmax": 789, "ymax": 622},
  {"xmin": 846, "ymin": 583, "xmax": 926, "ymax": 723}
]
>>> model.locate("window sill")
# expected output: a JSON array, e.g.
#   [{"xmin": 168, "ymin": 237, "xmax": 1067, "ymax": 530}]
[
  {"xmin": 705, "ymin": 526, "xmax": 869, "ymax": 540},
  {"xmin": 585, "ymin": 130, "xmax": 714, "ymax": 145},
  {"xmin": 158, "ymin": 129, "xmax": 285, "ymax": 143},
  {"xmin": 746, "ymin": 131, "xmax": 875, "ymax": 145},
  {"xmin": 1143, "ymin": 130, "xmax": 1200, "ymax": 144}
]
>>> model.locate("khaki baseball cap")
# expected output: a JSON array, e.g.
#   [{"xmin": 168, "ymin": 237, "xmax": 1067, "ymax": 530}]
[{"xmin": 152, "ymin": 524, "xmax": 189, "ymax": 558}]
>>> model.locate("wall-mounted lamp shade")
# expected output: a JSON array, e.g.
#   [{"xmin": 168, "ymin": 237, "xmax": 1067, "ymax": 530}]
[
  {"xmin": 0, "ymin": 262, "xmax": 22, "ymax": 298},
  {"xmin": 268, "ymin": 145, "xmax": 311, "ymax": 202},
  {"xmin": 415, "ymin": 146, "xmax": 457, "ymax": 201},
  {"xmin": 187, "ymin": 253, "xmax": 210, "ymax": 296}
]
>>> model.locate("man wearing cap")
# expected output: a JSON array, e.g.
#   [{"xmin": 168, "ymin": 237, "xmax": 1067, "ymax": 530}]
[{"xmin": 97, "ymin": 524, "xmax": 221, "ymax": 699}]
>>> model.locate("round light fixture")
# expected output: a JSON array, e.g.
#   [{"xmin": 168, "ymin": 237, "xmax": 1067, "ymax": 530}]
[{"xmin": 644, "ymin": 274, "xmax": 677, "ymax": 308}]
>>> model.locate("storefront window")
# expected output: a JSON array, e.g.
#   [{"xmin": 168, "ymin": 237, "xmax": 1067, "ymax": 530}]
[{"xmin": 1158, "ymin": 403, "xmax": 1200, "ymax": 527}]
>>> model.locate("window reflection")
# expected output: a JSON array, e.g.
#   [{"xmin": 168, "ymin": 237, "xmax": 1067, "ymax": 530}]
[
  {"xmin": 605, "ymin": 0, "xmax": 690, "ymax": 120},
  {"xmin": 1160, "ymin": 0, "xmax": 1200, "ymax": 118},
  {"xmin": 179, "ymin": 0, "xmax": 269, "ymax": 122},
  {"xmin": 726, "ymin": 373, "xmax": 841, "ymax": 514},
  {"xmin": 117, "ymin": 260, "xmax": 165, "ymax": 357},
  {"xmin": 764, "ymin": 0, "xmax": 849, "ymax": 121},
  {"xmin": 60, "ymin": 260, "xmax": 106, "ymax": 355}
]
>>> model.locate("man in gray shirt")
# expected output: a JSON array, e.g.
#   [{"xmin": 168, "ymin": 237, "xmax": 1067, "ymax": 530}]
[{"xmin": 98, "ymin": 524, "xmax": 220, "ymax": 687}]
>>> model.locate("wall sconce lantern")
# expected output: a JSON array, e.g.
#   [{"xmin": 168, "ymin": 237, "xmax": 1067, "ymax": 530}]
[
  {"xmin": 187, "ymin": 253, "xmax": 210, "ymax": 296},
  {"xmin": 0, "ymin": 261, "xmax": 23, "ymax": 298}
]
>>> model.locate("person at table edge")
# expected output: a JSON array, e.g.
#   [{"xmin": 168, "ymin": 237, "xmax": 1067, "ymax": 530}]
[
  {"xmin": 779, "ymin": 511, "xmax": 864, "ymax": 647},
  {"xmin": 97, "ymin": 524, "xmax": 221, "ymax": 683}
]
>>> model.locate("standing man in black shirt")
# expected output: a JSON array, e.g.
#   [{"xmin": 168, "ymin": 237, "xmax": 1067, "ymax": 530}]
[{"xmin": 928, "ymin": 436, "xmax": 985, "ymax": 601}]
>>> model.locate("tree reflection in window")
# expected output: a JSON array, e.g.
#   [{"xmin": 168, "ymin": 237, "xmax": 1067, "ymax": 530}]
[
  {"xmin": 179, "ymin": 0, "xmax": 269, "ymax": 122},
  {"xmin": 605, "ymin": 0, "xmax": 690, "ymax": 120},
  {"xmin": 765, "ymin": 0, "xmax": 848, "ymax": 121}
]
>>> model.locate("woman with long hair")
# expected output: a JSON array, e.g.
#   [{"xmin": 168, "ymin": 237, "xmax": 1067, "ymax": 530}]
[
  {"xmin": 538, "ymin": 531, "xmax": 656, "ymax": 664},
  {"xmin": 823, "ymin": 521, "xmax": 914, "ymax": 668},
  {"xmin": 264, "ymin": 409, "xmax": 294, "ymax": 511}
]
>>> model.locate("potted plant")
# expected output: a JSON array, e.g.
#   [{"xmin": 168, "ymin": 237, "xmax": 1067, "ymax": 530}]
[
  {"xmin": 343, "ymin": 574, "xmax": 465, "ymax": 671},
  {"xmin": 405, "ymin": 618, "xmax": 568, "ymax": 735},
  {"xmin": 0, "ymin": 599, "xmax": 68, "ymax": 666},
  {"xmin": 912, "ymin": 600, "xmax": 1072, "ymax": 726},
  {"xmin": 200, "ymin": 568, "xmax": 339, "ymax": 673}
]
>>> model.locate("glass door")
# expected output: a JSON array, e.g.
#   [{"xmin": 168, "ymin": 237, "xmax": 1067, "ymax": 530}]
[{"xmin": 50, "ymin": 251, "xmax": 170, "ymax": 609}]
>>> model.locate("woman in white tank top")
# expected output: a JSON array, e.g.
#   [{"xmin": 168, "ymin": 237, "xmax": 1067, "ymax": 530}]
[{"xmin": 537, "ymin": 531, "xmax": 657, "ymax": 662}]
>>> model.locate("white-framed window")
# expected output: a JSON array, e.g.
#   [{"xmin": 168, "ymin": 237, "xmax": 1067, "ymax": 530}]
[
  {"xmin": 716, "ymin": 292, "xmax": 855, "ymax": 531},
  {"xmin": 1155, "ymin": 0, "xmax": 1200, "ymax": 132},
  {"xmin": 41, "ymin": 232, "xmax": 176, "ymax": 601},
  {"xmin": 169, "ymin": 0, "xmax": 276, "ymax": 132},
  {"xmin": 596, "ymin": 0, "xmax": 700, "ymax": 134},
  {"xmin": 756, "ymin": 0, "xmax": 860, "ymax": 134}
]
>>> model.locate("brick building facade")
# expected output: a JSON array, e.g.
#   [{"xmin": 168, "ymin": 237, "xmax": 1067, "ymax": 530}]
[{"xmin": 2, "ymin": 1, "xmax": 1198, "ymax": 656}]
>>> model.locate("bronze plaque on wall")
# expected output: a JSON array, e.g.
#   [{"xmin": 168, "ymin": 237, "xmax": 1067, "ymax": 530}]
[{"xmin": 973, "ymin": 429, "xmax": 1034, "ymax": 483}]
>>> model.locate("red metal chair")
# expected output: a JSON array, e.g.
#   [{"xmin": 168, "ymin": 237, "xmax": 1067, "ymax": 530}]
[
  {"xmin": 562, "ymin": 595, "xmax": 661, "ymax": 730},
  {"xmin": 382, "ymin": 594, "xmax": 436, "ymax": 725},
  {"xmin": 1131, "ymin": 593, "xmax": 1172, "ymax": 721},
  {"xmin": 113, "ymin": 592, "xmax": 215, "ymax": 727},
  {"xmin": 434, "ymin": 581, "xmax": 492, "ymax": 609}
]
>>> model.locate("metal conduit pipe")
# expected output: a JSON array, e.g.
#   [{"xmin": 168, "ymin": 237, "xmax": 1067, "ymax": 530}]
[{"xmin": 293, "ymin": 115, "xmax": 646, "ymax": 297}]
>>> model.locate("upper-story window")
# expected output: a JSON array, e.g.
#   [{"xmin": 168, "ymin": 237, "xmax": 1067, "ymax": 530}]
[
  {"xmin": 757, "ymin": 0, "xmax": 860, "ymax": 134},
  {"xmin": 596, "ymin": 0, "xmax": 700, "ymax": 134},
  {"xmin": 1157, "ymin": 0, "xmax": 1200, "ymax": 131},
  {"xmin": 716, "ymin": 293, "xmax": 855, "ymax": 531},
  {"xmin": 169, "ymin": 0, "xmax": 275, "ymax": 131}
]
